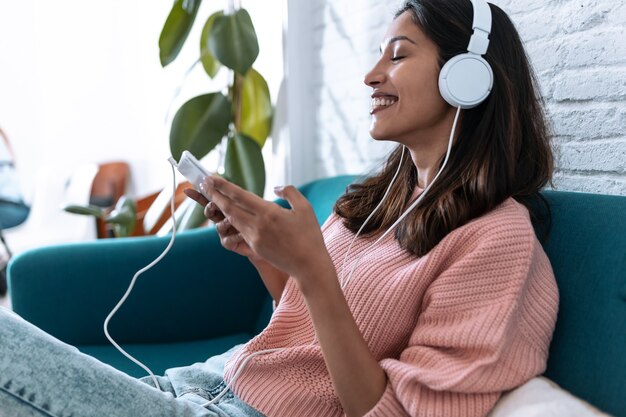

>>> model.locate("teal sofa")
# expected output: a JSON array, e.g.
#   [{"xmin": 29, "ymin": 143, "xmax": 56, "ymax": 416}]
[{"xmin": 7, "ymin": 175, "xmax": 626, "ymax": 417}]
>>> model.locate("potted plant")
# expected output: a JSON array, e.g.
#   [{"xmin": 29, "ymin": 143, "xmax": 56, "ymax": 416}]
[{"xmin": 65, "ymin": 1, "xmax": 274, "ymax": 236}]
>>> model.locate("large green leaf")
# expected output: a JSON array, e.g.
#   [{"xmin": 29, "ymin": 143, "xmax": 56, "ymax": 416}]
[
  {"xmin": 159, "ymin": 0, "xmax": 202, "ymax": 67},
  {"xmin": 208, "ymin": 9, "xmax": 259, "ymax": 75},
  {"xmin": 105, "ymin": 196, "xmax": 136, "ymax": 237},
  {"xmin": 200, "ymin": 11, "xmax": 223, "ymax": 78},
  {"xmin": 224, "ymin": 133, "xmax": 265, "ymax": 196},
  {"xmin": 63, "ymin": 204, "xmax": 105, "ymax": 218},
  {"xmin": 240, "ymin": 68, "xmax": 273, "ymax": 147},
  {"xmin": 169, "ymin": 93, "xmax": 231, "ymax": 161}
]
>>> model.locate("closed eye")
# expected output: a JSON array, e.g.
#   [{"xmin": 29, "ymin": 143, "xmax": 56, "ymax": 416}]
[{"xmin": 391, "ymin": 56, "xmax": 405, "ymax": 62}]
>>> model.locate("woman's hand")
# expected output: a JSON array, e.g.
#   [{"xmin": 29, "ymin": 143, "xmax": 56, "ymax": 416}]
[
  {"xmin": 185, "ymin": 187, "xmax": 289, "ymax": 303},
  {"xmin": 199, "ymin": 176, "xmax": 335, "ymax": 295},
  {"xmin": 184, "ymin": 188, "xmax": 261, "ymax": 261}
]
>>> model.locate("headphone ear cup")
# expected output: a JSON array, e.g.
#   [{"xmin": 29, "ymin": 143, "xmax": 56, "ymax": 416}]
[{"xmin": 438, "ymin": 53, "xmax": 494, "ymax": 109}]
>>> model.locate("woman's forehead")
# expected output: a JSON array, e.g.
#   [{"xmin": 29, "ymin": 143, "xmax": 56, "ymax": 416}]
[{"xmin": 380, "ymin": 12, "xmax": 424, "ymax": 52}]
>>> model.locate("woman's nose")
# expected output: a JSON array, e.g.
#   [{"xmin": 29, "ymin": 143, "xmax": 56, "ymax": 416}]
[{"xmin": 364, "ymin": 64, "xmax": 385, "ymax": 87}]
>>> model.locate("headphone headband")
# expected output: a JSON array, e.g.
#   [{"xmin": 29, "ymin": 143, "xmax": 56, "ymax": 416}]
[{"xmin": 468, "ymin": 0, "xmax": 492, "ymax": 55}]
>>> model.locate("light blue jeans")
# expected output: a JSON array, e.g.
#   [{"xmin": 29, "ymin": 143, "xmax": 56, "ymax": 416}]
[{"xmin": 0, "ymin": 307, "xmax": 266, "ymax": 417}]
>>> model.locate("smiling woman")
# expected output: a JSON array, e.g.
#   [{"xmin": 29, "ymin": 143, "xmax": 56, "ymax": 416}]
[
  {"xmin": 189, "ymin": 1, "xmax": 557, "ymax": 417},
  {"xmin": 0, "ymin": 1, "xmax": 558, "ymax": 417}
]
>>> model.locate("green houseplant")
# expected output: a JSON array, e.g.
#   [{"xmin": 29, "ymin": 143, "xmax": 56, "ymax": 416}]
[
  {"xmin": 160, "ymin": 0, "xmax": 272, "ymax": 198},
  {"xmin": 158, "ymin": 0, "xmax": 273, "ymax": 230}
]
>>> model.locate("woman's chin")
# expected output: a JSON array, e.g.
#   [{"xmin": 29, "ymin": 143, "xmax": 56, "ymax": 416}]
[{"xmin": 369, "ymin": 129, "xmax": 394, "ymax": 141}]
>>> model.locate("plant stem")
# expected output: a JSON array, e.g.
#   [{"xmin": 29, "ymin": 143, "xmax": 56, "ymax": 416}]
[{"xmin": 232, "ymin": 72, "xmax": 243, "ymax": 132}]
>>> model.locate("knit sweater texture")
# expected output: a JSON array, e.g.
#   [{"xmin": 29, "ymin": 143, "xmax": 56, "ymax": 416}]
[{"xmin": 223, "ymin": 197, "xmax": 559, "ymax": 417}]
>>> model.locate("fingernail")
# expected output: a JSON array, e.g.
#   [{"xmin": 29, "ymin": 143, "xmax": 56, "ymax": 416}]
[{"xmin": 274, "ymin": 185, "xmax": 285, "ymax": 193}]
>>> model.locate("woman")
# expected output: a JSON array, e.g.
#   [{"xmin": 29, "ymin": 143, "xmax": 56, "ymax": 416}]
[{"xmin": 0, "ymin": 0, "xmax": 558, "ymax": 416}]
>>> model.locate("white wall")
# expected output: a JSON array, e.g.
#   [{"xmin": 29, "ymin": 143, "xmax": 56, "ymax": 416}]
[
  {"xmin": 297, "ymin": 0, "xmax": 626, "ymax": 195},
  {"xmin": 0, "ymin": 0, "xmax": 284, "ymax": 203}
]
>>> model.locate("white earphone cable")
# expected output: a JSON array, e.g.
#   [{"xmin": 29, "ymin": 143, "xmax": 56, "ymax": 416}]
[
  {"xmin": 341, "ymin": 106, "xmax": 462, "ymax": 289},
  {"xmin": 103, "ymin": 162, "xmax": 178, "ymax": 390},
  {"xmin": 338, "ymin": 146, "xmax": 406, "ymax": 286}
]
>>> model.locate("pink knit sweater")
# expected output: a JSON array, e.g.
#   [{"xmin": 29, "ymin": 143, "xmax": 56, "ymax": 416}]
[{"xmin": 223, "ymin": 197, "xmax": 559, "ymax": 417}]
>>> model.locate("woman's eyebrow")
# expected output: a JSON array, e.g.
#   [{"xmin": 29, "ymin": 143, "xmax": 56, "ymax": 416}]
[{"xmin": 379, "ymin": 35, "xmax": 417, "ymax": 54}]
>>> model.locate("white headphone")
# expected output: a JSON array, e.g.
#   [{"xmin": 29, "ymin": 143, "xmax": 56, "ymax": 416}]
[{"xmin": 438, "ymin": 0, "xmax": 494, "ymax": 109}]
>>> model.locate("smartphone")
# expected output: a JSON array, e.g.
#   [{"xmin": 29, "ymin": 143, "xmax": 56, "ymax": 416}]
[{"xmin": 173, "ymin": 151, "xmax": 212, "ymax": 199}]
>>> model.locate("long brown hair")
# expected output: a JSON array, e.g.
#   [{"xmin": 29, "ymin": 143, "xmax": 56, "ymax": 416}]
[{"xmin": 334, "ymin": 0, "xmax": 554, "ymax": 257}]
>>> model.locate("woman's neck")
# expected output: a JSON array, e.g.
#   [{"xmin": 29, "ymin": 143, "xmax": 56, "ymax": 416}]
[{"xmin": 408, "ymin": 183, "xmax": 424, "ymax": 205}]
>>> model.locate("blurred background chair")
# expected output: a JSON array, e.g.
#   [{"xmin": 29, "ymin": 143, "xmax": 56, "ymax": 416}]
[
  {"xmin": 1, "ymin": 162, "xmax": 99, "ymax": 256},
  {"xmin": 0, "ymin": 127, "xmax": 30, "ymax": 295}
]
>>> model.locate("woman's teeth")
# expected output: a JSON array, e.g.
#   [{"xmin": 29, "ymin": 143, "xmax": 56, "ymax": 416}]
[{"xmin": 371, "ymin": 97, "xmax": 398, "ymax": 112}]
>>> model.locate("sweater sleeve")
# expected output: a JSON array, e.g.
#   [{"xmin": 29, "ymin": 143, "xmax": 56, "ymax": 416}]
[{"xmin": 362, "ymin": 221, "xmax": 558, "ymax": 417}]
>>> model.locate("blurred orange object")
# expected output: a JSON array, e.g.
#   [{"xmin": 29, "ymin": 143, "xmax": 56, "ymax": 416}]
[{"xmin": 90, "ymin": 162, "xmax": 130, "ymax": 238}]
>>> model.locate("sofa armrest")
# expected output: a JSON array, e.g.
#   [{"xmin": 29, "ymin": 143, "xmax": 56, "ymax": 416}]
[{"xmin": 7, "ymin": 227, "xmax": 269, "ymax": 346}]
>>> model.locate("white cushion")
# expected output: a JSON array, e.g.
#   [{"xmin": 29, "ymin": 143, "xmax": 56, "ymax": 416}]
[{"xmin": 488, "ymin": 377, "xmax": 613, "ymax": 417}]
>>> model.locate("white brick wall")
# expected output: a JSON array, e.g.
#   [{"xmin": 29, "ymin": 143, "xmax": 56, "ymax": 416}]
[{"xmin": 302, "ymin": 0, "xmax": 626, "ymax": 195}]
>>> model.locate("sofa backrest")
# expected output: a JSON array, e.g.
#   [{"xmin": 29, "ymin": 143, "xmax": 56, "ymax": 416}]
[
  {"xmin": 293, "ymin": 176, "xmax": 625, "ymax": 417},
  {"xmin": 539, "ymin": 190, "xmax": 626, "ymax": 417}
]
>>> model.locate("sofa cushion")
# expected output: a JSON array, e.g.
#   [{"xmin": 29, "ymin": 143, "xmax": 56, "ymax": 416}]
[{"xmin": 488, "ymin": 377, "xmax": 612, "ymax": 417}]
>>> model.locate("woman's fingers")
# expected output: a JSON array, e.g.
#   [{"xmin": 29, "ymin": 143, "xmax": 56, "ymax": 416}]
[
  {"xmin": 183, "ymin": 188, "xmax": 209, "ymax": 206},
  {"xmin": 187, "ymin": 181, "xmax": 256, "ymax": 259},
  {"xmin": 202, "ymin": 180, "xmax": 256, "ymax": 234},
  {"xmin": 202, "ymin": 176, "xmax": 262, "ymax": 215},
  {"xmin": 186, "ymin": 188, "xmax": 225, "ymax": 223},
  {"xmin": 215, "ymin": 218, "xmax": 238, "ymax": 236},
  {"xmin": 184, "ymin": 188, "xmax": 228, "ymax": 224},
  {"xmin": 222, "ymin": 233, "xmax": 244, "ymax": 247},
  {"xmin": 204, "ymin": 202, "xmax": 225, "ymax": 222},
  {"xmin": 273, "ymin": 185, "xmax": 312, "ymax": 214}
]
